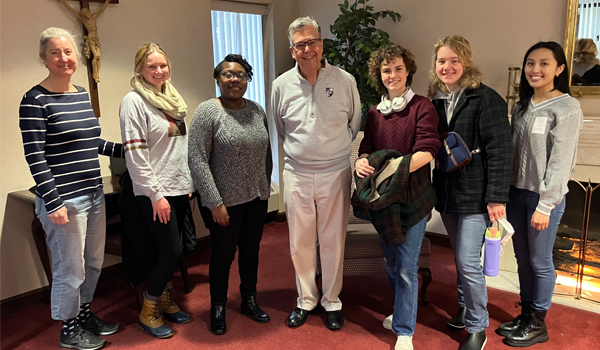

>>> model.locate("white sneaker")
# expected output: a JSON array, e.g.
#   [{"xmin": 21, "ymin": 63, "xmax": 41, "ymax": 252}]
[
  {"xmin": 383, "ymin": 314, "xmax": 393, "ymax": 330},
  {"xmin": 395, "ymin": 335, "xmax": 414, "ymax": 350}
]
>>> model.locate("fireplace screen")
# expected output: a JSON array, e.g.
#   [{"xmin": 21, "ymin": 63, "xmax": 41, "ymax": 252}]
[{"xmin": 554, "ymin": 180, "xmax": 600, "ymax": 303}]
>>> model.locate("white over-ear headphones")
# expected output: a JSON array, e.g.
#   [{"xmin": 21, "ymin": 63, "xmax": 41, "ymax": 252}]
[{"xmin": 377, "ymin": 89, "xmax": 409, "ymax": 115}]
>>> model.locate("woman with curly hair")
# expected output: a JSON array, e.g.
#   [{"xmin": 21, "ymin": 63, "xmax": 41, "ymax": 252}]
[
  {"xmin": 429, "ymin": 35, "xmax": 512, "ymax": 350},
  {"xmin": 355, "ymin": 44, "xmax": 440, "ymax": 350},
  {"xmin": 188, "ymin": 54, "xmax": 273, "ymax": 335}
]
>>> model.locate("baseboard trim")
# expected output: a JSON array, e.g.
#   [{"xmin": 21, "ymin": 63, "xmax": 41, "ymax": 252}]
[{"xmin": 274, "ymin": 212, "xmax": 287, "ymax": 222}]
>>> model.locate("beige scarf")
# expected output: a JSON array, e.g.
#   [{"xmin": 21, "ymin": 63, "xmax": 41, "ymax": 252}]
[{"xmin": 130, "ymin": 74, "xmax": 187, "ymax": 120}]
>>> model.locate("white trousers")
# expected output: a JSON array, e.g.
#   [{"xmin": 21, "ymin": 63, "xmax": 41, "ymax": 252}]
[{"xmin": 283, "ymin": 166, "xmax": 351, "ymax": 311}]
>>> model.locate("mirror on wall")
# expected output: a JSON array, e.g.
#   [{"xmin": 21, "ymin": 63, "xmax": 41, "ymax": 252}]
[{"xmin": 565, "ymin": 0, "xmax": 600, "ymax": 96}]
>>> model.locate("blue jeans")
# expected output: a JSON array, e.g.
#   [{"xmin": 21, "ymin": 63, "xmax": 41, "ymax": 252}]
[
  {"xmin": 35, "ymin": 188, "xmax": 106, "ymax": 320},
  {"xmin": 507, "ymin": 186, "xmax": 566, "ymax": 312},
  {"xmin": 441, "ymin": 212, "xmax": 489, "ymax": 333},
  {"xmin": 379, "ymin": 216, "xmax": 427, "ymax": 336}
]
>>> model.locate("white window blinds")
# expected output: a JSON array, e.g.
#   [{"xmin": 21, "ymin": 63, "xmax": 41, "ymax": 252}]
[{"xmin": 211, "ymin": 10, "xmax": 266, "ymax": 109}]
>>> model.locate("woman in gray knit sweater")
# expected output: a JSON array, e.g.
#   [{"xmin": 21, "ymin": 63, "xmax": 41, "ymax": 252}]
[
  {"xmin": 497, "ymin": 41, "xmax": 583, "ymax": 348},
  {"xmin": 188, "ymin": 54, "xmax": 273, "ymax": 335}
]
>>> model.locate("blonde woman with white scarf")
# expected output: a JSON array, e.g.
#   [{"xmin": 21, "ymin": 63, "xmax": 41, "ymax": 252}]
[{"xmin": 119, "ymin": 43, "xmax": 194, "ymax": 339}]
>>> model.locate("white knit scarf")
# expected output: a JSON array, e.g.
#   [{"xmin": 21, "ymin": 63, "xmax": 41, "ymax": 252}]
[{"xmin": 130, "ymin": 74, "xmax": 187, "ymax": 120}]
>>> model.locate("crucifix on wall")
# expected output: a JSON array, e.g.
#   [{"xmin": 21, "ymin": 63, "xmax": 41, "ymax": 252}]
[{"xmin": 57, "ymin": 0, "xmax": 118, "ymax": 118}]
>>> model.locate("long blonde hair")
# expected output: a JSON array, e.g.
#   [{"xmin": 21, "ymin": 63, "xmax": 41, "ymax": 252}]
[{"xmin": 428, "ymin": 35, "xmax": 482, "ymax": 98}]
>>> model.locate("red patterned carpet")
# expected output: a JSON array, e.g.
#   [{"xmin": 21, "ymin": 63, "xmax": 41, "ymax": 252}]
[{"xmin": 2, "ymin": 222, "xmax": 599, "ymax": 350}]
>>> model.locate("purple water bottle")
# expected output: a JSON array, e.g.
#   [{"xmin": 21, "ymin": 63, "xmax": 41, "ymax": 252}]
[{"xmin": 483, "ymin": 226, "xmax": 501, "ymax": 277}]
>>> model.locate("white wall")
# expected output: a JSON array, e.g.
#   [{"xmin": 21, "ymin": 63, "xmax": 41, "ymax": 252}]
[
  {"xmin": 299, "ymin": 0, "xmax": 600, "ymax": 234},
  {"xmin": 0, "ymin": 0, "xmax": 299, "ymax": 301}
]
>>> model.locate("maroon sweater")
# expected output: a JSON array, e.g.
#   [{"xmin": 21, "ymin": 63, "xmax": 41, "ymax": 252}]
[{"xmin": 359, "ymin": 94, "xmax": 441, "ymax": 175}]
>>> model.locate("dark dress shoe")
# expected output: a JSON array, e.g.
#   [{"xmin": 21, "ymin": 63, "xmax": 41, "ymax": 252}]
[
  {"xmin": 59, "ymin": 325, "xmax": 106, "ymax": 350},
  {"xmin": 241, "ymin": 296, "xmax": 270, "ymax": 323},
  {"xmin": 80, "ymin": 313, "xmax": 120, "ymax": 336},
  {"xmin": 448, "ymin": 306, "xmax": 466, "ymax": 330},
  {"xmin": 503, "ymin": 311, "xmax": 549, "ymax": 347},
  {"xmin": 210, "ymin": 305, "xmax": 227, "ymax": 335},
  {"xmin": 495, "ymin": 301, "xmax": 532, "ymax": 337},
  {"xmin": 325, "ymin": 310, "xmax": 344, "ymax": 331},
  {"xmin": 287, "ymin": 308, "xmax": 309, "ymax": 327},
  {"xmin": 458, "ymin": 330, "xmax": 486, "ymax": 350}
]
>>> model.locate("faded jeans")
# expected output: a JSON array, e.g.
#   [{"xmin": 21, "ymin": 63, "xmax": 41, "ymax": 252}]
[
  {"xmin": 379, "ymin": 216, "xmax": 427, "ymax": 336},
  {"xmin": 507, "ymin": 186, "xmax": 566, "ymax": 312},
  {"xmin": 441, "ymin": 212, "xmax": 489, "ymax": 333},
  {"xmin": 35, "ymin": 188, "xmax": 105, "ymax": 320}
]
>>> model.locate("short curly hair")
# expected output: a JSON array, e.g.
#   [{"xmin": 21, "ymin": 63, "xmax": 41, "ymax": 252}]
[
  {"xmin": 368, "ymin": 45, "xmax": 417, "ymax": 95},
  {"xmin": 213, "ymin": 54, "xmax": 253, "ymax": 82}
]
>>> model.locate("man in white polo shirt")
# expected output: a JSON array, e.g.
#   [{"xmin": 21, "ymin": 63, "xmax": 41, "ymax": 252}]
[{"xmin": 271, "ymin": 16, "xmax": 361, "ymax": 331}]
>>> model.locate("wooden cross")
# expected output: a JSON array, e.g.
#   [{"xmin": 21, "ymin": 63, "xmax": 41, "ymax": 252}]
[{"xmin": 59, "ymin": 0, "xmax": 119, "ymax": 118}]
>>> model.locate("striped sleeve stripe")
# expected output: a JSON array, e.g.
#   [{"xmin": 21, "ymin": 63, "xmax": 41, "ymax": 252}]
[
  {"xmin": 20, "ymin": 104, "xmax": 46, "ymax": 109},
  {"xmin": 25, "ymin": 151, "xmax": 45, "ymax": 157},
  {"xmin": 29, "ymin": 160, "xmax": 47, "ymax": 167},
  {"xmin": 23, "ymin": 141, "xmax": 46, "ymax": 146},
  {"xmin": 47, "ymin": 126, "xmax": 101, "ymax": 136},
  {"xmin": 47, "ymin": 109, "xmax": 94, "ymax": 118},
  {"xmin": 20, "ymin": 117, "xmax": 46, "ymax": 121},
  {"xmin": 37, "ymin": 178, "xmax": 56, "ymax": 187},
  {"xmin": 32, "ymin": 169, "xmax": 51, "ymax": 177},
  {"xmin": 124, "ymin": 145, "xmax": 149, "ymax": 152},
  {"xmin": 42, "ymin": 188, "xmax": 59, "ymax": 198},
  {"xmin": 45, "ymin": 147, "xmax": 97, "ymax": 157},
  {"xmin": 123, "ymin": 138, "xmax": 147, "ymax": 146},
  {"xmin": 21, "ymin": 129, "xmax": 47, "ymax": 133},
  {"xmin": 46, "ymin": 205, "xmax": 65, "ymax": 214}
]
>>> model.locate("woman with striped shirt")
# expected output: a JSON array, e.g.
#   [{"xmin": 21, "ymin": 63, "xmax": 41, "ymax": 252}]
[{"xmin": 19, "ymin": 27, "xmax": 122, "ymax": 350}]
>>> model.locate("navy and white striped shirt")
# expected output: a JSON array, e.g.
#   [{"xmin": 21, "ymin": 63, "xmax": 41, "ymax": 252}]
[{"xmin": 19, "ymin": 85, "xmax": 123, "ymax": 214}]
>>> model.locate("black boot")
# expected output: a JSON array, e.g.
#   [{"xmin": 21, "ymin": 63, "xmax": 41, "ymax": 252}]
[
  {"xmin": 210, "ymin": 305, "xmax": 227, "ymax": 335},
  {"xmin": 241, "ymin": 296, "xmax": 270, "ymax": 323},
  {"xmin": 495, "ymin": 301, "xmax": 532, "ymax": 337},
  {"xmin": 448, "ymin": 306, "xmax": 467, "ymax": 330},
  {"xmin": 458, "ymin": 330, "xmax": 486, "ymax": 350},
  {"xmin": 503, "ymin": 310, "xmax": 549, "ymax": 347}
]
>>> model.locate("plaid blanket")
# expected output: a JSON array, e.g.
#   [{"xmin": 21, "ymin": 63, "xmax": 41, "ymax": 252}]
[{"xmin": 351, "ymin": 149, "xmax": 436, "ymax": 247}]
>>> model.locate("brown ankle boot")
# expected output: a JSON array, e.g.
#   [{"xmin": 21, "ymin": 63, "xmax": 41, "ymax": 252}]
[
  {"xmin": 139, "ymin": 294, "xmax": 174, "ymax": 338},
  {"xmin": 161, "ymin": 284, "xmax": 191, "ymax": 324}
]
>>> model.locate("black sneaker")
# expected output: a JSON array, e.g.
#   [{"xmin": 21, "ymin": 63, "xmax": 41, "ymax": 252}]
[
  {"xmin": 59, "ymin": 325, "xmax": 105, "ymax": 350},
  {"xmin": 80, "ymin": 313, "xmax": 120, "ymax": 336}
]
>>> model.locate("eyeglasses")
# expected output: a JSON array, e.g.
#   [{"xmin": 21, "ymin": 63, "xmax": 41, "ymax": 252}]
[
  {"xmin": 291, "ymin": 38, "xmax": 322, "ymax": 51},
  {"xmin": 220, "ymin": 71, "xmax": 249, "ymax": 81}
]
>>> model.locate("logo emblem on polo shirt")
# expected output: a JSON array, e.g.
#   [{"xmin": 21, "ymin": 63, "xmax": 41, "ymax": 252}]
[{"xmin": 325, "ymin": 87, "xmax": 334, "ymax": 97}]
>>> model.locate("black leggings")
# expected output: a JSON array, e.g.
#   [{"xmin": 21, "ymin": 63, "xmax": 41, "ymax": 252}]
[
  {"xmin": 137, "ymin": 195, "xmax": 189, "ymax": 297},
  {"xmin": 200, "ymin": 198, "xmax": 268, "ymax": 305}
]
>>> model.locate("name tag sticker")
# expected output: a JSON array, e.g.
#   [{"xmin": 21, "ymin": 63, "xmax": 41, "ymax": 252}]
[{"xmin": 532, "ymin": 117, "xmax": 548, "ymax": 134}]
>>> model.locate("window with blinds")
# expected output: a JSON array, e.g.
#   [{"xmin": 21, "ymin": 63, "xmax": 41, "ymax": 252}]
[
  {"xmin": 211, "ymin": 10, "xmax": 266, "ymax": 110},
  {"xmin": 578, "ymin": 0, "xmax": 600, "ymax": 48}
]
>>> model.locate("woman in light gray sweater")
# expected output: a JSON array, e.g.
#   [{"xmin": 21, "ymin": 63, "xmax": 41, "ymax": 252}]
[
  {"xmin": 188, "ymin": 54, "xmax": 272, "ymax": 335},
  {"xmin": 497, "ymin": 41, "xmax": 583, "ymax": 348}
]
